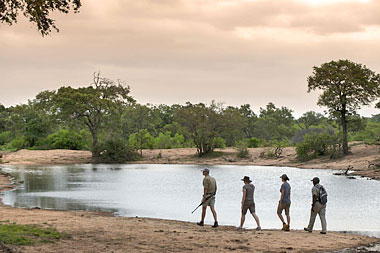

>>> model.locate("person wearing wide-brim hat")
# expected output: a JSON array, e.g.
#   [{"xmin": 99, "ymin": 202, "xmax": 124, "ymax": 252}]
[
  {"xmin": 277, "ymin": 174, "xmax": 291, "ymax": 231},
  {"xmin": 237, "ymin": 176, "xmax": 261, "ymax": 230}
]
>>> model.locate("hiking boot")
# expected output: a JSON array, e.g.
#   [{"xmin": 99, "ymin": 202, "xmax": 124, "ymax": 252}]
[
  {"xmin": 212, "ymin": 222, "xmax": 219, "ymax": 228},
  {"xmin": 320, "ymin": 231, "xmax": 327, "ymax": 234},
  {"xmin": 304, "ymin": 227, "xmax": 312, "ymax": 233},
  {"xmin": 256, "ymin": 226, "xmax": 261, "ymax": 231},
  {"xmin": 281, "ymin": 223, "xmax": 287, "ymax": 230},
  {"xmin": 284, "ymin": 224, "xmax": 290, "ymax": 231},
  {"xmin": 197, "ymin": 221, "xmax": 204, "ymax": 226}
]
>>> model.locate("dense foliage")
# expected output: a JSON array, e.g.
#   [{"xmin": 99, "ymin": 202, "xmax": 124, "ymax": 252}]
[{"xmin": 1, "ymin": 63, "xmax": 380, "ymax": 162}]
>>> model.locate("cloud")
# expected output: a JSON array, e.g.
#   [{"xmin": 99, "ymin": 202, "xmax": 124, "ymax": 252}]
[{"xmin": 1, "ymin": 0, "xmax": 380, "ymax": 117}]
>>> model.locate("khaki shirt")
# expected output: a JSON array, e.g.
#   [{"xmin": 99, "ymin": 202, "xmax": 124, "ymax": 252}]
[
  {"xmin": 203, "ymin": 175, "xmax": 217, "ymax": 193},
  {"xmin": 312, "ymin": 184, "xmax": 321, "ymax": 198}
]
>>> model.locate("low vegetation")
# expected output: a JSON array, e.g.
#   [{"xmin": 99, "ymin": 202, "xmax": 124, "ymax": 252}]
[{"xmin": 0, "ymin": 222, "xmax": 63, "ymax": 246}]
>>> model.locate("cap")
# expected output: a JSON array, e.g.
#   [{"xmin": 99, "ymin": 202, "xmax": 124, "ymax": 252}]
[
  {"xmin": 202, "ymin": 168, "xmax": 210, "ymax": 173},
  {"xmin": 311, "ymin": 177, "xmax": 320, "ymax": 183},
  {"xmin": 280, "ymin": 174, "xmax": 290, "ymax": 181},
  {"xmin": 241, "ymin": 176, "xmax": 252, "ymax": 183}
]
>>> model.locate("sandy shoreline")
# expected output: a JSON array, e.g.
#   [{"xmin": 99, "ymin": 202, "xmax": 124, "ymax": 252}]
[
  {"xmin": 1, "ymin": 145, "xmax": 380, "ymax": 252},
  {"xmin": 1, "ymin": 143, "xmax": 379, "ymax": 180}
]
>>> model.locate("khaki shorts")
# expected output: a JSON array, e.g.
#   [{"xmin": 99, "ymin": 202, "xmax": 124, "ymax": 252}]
[
  {"xmin": 202, "ymin": 195, "xmax": 215, "ymax": 207},
  {"xmin": 242, "ymin": 200, "xmax": 256, "ymax": 215},
  {"xmin": 277, "ymin": 202, "xmax": 291, "ymax": 216}
]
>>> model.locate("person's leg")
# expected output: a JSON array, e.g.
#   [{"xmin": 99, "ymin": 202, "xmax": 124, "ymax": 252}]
[
  {"xmin": 277, "ymin": 203, "xmax": 285, "ymax": 223},
  {"xmin": 306, "ymin": 207, "xmax": 318, "ymax": 231},
  {"xmin": 251, "ymin": 212, "xmax": 261, "ymax": 228},
  {"xmin": 201, "ymin": 205, "xmax": 207, "ymax": 222},
  {"xmin": 319, "ymin": 206, "xmax": 327, "ymax": 233},
  {"xmin": 210, "ymin": 206, "xmax": 218, "ymax": 222},
  {"xmin": 239, "ymin": 213, "xmax": 246, "ymax": 228}
]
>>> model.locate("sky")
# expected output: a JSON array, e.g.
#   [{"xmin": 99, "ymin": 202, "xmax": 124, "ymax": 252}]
[{"xmin": 1, "ymin": 0, "xmax": 380, "ymax": 117}]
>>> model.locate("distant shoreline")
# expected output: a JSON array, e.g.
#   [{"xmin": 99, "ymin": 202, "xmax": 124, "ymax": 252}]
[{"xmin": 1, "ymin": 143, "xmax": 379, "ymax": 180}]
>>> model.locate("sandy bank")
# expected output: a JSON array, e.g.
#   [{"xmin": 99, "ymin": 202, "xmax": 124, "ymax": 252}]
[
  {"xmin": 1, "ymin": 143, "xmax": 379, "ymax": 180},
  {"xmin": 0, "ymin": 203, "xmax": 378, "ymax": 252}
]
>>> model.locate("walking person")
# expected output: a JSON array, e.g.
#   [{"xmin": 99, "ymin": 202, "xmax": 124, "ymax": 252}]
[
  {"xmin": 277, "ymin": 174, "xmax": 291, "ymax": 231},
  {"xmin": 304, "ymin": 177, "xmax": 327, "ymax": 234},
  {"xmin": 197, "ymin": 168, "xmax": 218, "ymax": 228},
  {"xmin": 238, "ymin": 176, "xmax": 261, "ymax": 230}
]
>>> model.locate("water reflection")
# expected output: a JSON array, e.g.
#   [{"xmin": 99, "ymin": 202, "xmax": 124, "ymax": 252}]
[{"xmin": 1, "ymin": 164, "xmax": 380, "ymax": 238}]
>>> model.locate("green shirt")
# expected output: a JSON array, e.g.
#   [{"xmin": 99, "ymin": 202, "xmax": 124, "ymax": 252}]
[{"xmin": 203, "ymin": 175, "xmax": 217, "ymax": 193}]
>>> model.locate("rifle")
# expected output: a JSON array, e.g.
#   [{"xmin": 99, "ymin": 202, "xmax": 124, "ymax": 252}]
[{"xmin": 191, "ymin": 193, "xmax": 216, "ymax": 213}]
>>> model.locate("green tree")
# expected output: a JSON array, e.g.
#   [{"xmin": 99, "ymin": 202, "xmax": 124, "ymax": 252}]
[
  {"xmin": 174, "ymin": 102, "xmax": 223, "ymax": 156},
  {"xmin": 129, "ymin": 129, "xmax": 154, "ymax": 156},
  {"xmin": 297, "ymin": 111, "xmax": 325, "ymax": 130},
  {"xmin": 54, "ymin": 73, "xmax": 134, "ymax": 158},
  {"xmin": 0, "ymin": 0, "xmax": 81, "ymax": 36},
  {"xmin": 308, "ymin": 59, "xmax": 380, "ymax": 154},
  {"xmin": 221, "ymin": 106, "xmax": 247, "ymax": 146},
  {"xmin": 255, "ymin": 102, "xmax": 295, "ymax": 142}
]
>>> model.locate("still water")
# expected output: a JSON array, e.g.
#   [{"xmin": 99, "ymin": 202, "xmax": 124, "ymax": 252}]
[{"xmin": 1, "ymin": 164, "xmax": 380, "ymax": 237}]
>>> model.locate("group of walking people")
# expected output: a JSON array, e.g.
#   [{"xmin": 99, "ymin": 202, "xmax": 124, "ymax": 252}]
[{"xmin": 197, "ymin": 168, "xmax": 327, "ymax": 234}]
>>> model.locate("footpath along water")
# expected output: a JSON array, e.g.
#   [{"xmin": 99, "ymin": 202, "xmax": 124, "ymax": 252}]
[{"xmin": 1, "ymin": 164, "xmax": 380, "ymax": 238}]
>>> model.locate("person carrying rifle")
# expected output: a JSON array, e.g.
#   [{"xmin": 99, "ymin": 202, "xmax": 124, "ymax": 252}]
[{"xmin": 197, "ymin": 168, "xmax": 218, "ymax": 228}]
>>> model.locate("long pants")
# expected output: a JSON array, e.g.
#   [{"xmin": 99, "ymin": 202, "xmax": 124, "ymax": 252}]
[{"xmin": 307, "ymin": 202, "xmax": 327, "ymax": 232}]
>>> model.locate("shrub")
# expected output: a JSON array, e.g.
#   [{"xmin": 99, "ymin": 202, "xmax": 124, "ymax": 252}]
[
  {"xmin": 97, "ymin": 138, "xmax": 138, "ymax": 163},
  {"xmin": 235, "ymin": 141, "xmax": 249, "ymax": 158},
  {"xmin": 247, "ymin": 138, "xmax": 260, "ymax": 148},
  {"xmin": 213, "ymin": 137, "xmax": 226, "ymax": 149},
  {"xmin": 6, "ymin": 136, "xmax": 28, "ymax": 150},
  {"xmin": 0, "ymin": 131, "xmax": 11, "ymax": 145},
  {"xmin": 296, "ymin": 131, "xmax": 340, "ymax": 161},
  {"xmin": 45, "ymin": 129, "xmax": 85, "ymax": 150}
]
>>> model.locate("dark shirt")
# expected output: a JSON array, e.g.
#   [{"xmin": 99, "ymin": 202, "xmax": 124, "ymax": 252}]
[{"xmin": 280, "ymin": 182, "xmax": 291, "ymax": 204}]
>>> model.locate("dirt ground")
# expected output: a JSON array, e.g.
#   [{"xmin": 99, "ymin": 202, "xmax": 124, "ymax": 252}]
[
  {"xmin": 1, "ymin": 144, "xmax": 380, "ymax": 252},
  {"xmin": 0, "ymin": 202, "xmax": 378, "ymax": 253},
  {"xmin": 2, "ymin": 142, "xmax": 379, "ymax": 180}
]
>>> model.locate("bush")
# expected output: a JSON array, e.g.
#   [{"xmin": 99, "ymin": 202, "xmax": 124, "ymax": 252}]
[
  {"xmin": 213, "ymin": 137, "xmax": 226, "ymax": 149},
  {"xmin": 97, "ymin": 138, "xmax": 138, "ymax": 163},
  {"xmin": 235, "ymin": 141, "xmax": 249, "ymax": 158},
  {"xmin": 247, "ymin": 138, "xmax": 260, "ymax": 148},
  {"xmin": 6, "ymin": 136, "xmax": 28, "ymax": 150},
  {"xmin": 0, "ymin": 131, "xmax": 11, "ymax": 146},
  {"xmin": 296, "ymin": 131, "xmax": 340, "ymax": 161},
  {"xmin": 45, "ymin": 129, "xmax": 86, "ymax": 150}
]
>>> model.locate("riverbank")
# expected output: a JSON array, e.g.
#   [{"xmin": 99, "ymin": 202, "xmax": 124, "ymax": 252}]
[
  {"xmin": 0, "ymin": 203, "xmax": 378, "ymax": 252},
  {"xmin": 1, "ymin": 143, "xmax": 379, "ymax": 180},
  {"xmin": 1, "ymin": 152, "xmax": 380, "ymax": 251}
]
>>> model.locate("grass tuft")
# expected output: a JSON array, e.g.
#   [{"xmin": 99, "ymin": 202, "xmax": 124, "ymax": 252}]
[{"xmin": 0, "ymin": 222, "xmax": 63, "ymax": 245}]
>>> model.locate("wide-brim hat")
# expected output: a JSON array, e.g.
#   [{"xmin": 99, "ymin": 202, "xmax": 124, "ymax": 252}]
[
  {"xmin": 241, "ymin": 176, "xmax": 252, "ymax": 183},
  {"xmin": 280, "ymin": 174, "xmax": 290, "ymax": 181}
]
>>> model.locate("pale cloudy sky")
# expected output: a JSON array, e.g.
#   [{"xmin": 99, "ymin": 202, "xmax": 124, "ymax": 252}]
[{"xmin": 1, "ymin": 0, "xmax": 380, "ymax": 117}]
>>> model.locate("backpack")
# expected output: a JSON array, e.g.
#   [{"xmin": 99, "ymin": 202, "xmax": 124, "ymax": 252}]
[{"xmin": 316, "ymin": 185, "xmax": 328, "ymax": 205}]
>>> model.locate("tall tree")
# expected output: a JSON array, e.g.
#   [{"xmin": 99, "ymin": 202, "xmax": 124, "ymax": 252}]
[
  {"xmin": 0, "ymin": 0, "xmax": 81, "ymax": 36},
  {"xmin": 54, "ymin": 73, "xmax": 134, "ymax": 158},
  {"xmin": 297, "ymin": 111, "xmax": 325, "ymax": 130},
  {"xmin": 308, "ymin": 59, "xmax": 380, "ymax": 154},
  {"xmin": 174, "ymin": 102, "xmax": 223, "ymax": 156}
]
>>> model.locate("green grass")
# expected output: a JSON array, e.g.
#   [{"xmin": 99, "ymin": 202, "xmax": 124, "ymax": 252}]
[
  {"xmin": 197, "ymin": 151, "xmax": 225, "ymax": 158},
  {"xmin": 0, "ymin": 222, "xmax": 62, "ymax": 245}
]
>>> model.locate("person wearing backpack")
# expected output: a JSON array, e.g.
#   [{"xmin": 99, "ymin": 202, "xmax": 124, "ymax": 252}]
[{"xmin": 304, "ymin": 177, "xmax": 327, "ymax": 234}]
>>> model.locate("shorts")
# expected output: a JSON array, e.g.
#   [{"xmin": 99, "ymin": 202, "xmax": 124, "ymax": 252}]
[
  {"xmin": 202, "ymin": 195, "xmax": 215, "ymax": 207},
  {"xmin": 242, "ymin": 200, "xmax": 256, "ymax": 215},
  {"xmin": 277, "ymin": 202, "xmax": 291, "ymax": 215}
]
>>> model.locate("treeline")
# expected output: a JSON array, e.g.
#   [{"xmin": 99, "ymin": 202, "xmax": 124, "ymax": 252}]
[
  {"xmin": 1, "ymin": 73, "xmax": 380, "ymax": 163},
  {"xmin": 2, "ymin": 58, "xmax": 380, "ymax": 163}
]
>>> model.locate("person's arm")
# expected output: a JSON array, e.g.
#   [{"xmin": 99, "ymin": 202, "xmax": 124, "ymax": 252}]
[
  {"xmin": 241, "ymin": 188, "xmax": 246, "ymax": 208},
  {"xmin": 279, "ymin": 188, "xmax": 284, "ymax": 203},
  {"xmin": 311, "ymin": 188, "xmax": 318, "ymax": 212}
]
